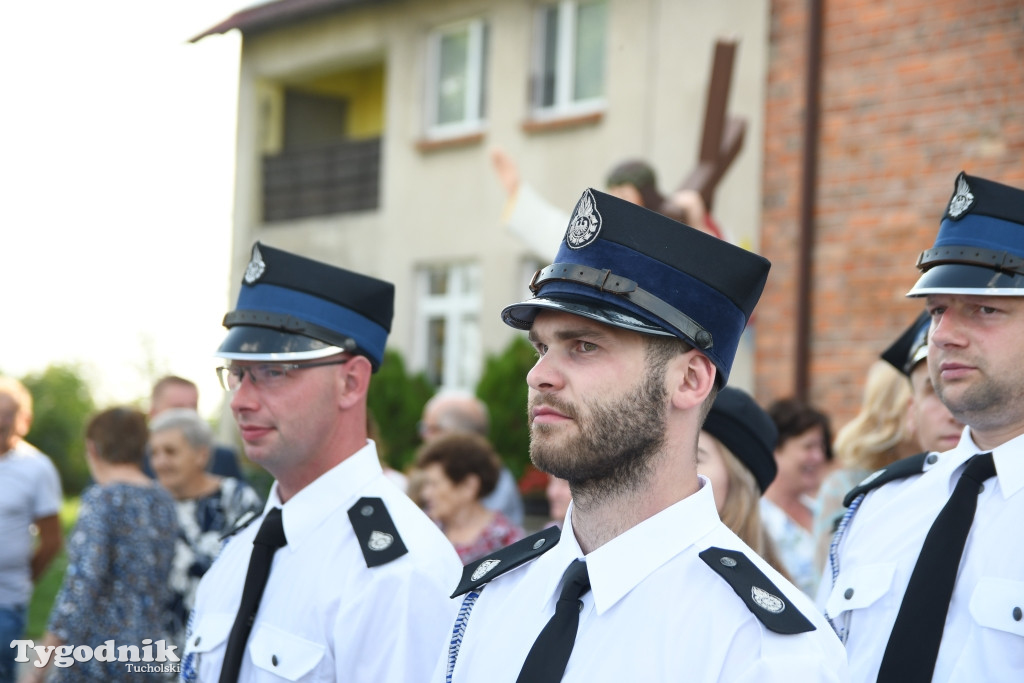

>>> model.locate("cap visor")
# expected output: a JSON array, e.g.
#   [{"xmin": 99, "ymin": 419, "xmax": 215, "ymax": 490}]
[
  {"xmin": 215, "ymin": 326, "xmax": 346, "ymax": 361},
  {"xmin": 501, "ymin": 296, "xmax": 673, "ymax": 336},
  {"xmin": 907, "ymin": 263, "xmax": 1024, "ymax": 297}
]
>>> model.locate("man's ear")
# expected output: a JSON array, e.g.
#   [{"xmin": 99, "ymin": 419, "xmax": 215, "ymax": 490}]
[
  {"xmin": 337, "ymin": 356, "xmax": 373, "ymax": 410},
  {"xmin": 668, "ymin": 350, "xmax": 716, "ymax": 412}
]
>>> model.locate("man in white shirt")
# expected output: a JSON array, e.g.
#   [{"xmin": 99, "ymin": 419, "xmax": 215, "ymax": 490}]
[
  {"xmin": 0, "ymin": 377, "xmax": 62, "ymax": 683},
  {"xmin": 183, "ymin": 242, "xmax": 461, "ymax": 682},
  {"xmin": 440, "ymin": 189, "xmax": 847, "ymax": 682},
  {"xmin": 823, "ymin": 172, "xmax": 1024, "ymax": 682}
]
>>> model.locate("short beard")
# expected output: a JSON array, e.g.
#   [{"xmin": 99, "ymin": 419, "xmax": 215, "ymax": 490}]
[
  {"xmin": 529, "ymin": 357, "xmax": 669, "ymax": 500},
  {"xmin": 936, "ymin": 372, "xmax": 1017, "ymax": 433}
]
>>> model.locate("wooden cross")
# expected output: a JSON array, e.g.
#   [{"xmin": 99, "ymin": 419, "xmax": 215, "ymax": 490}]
[{"xmin": 678, "ymin": 39, "xmax": 746, "ymax": 213}]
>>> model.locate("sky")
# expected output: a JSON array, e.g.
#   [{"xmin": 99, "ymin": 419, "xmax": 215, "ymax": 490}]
[{"xmin": 1, "ymin": 1, "xmax": 249, "ymax": 417}]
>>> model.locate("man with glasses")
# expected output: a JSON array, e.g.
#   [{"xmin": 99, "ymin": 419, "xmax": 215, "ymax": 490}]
[{"xmin": 183, "ymin": 243, "xmax": 461, "ymax": 682}]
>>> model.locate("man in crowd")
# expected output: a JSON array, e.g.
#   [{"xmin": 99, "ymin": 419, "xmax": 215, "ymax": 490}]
[
  {"xmin": 183, "ymin": 243, "xmax": 461, "ymax": 682},
  {"xmin": 440, "ymin": 189, "xmax": 847, "ymax": 681},
  {"xmin": 823, "ymin": 172, "xmax": 1024, "ymax": 682},
  {"xmin": 0, "ymin": 377, "xmax": 62, "ymax": 683}
]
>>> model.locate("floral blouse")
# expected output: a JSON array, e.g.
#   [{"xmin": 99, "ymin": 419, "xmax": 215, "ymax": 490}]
[
  {"xmin": 454, "ymin": 511, "xmax": 525, "ymax": 564},
  {"xmin": 166, "ymin": 477, "xmax": 264, "ymax": 646},
  {"xmin": 48, "ymin": 482, "xmax": 178, "ymax": 682}
]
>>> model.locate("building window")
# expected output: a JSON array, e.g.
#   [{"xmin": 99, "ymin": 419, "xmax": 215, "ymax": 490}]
[
  {"xmin": 425, "ymin": 18, "xmax": 489, "ymax": 139},
  {"xmin": 531, "ymin": 0, "xmax": 607, "ymax": 119},
  {"xmin": 416, "ymin": 263, "xmax": 482, "ymax": 390}
]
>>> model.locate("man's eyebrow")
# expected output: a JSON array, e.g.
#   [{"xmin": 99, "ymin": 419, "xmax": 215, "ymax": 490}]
[{"xmin": 529, "ymin": 325, "xmax": 613, "ymax": 344}]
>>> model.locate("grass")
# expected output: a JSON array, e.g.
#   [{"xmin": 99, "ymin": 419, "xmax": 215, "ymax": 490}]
[{"xmin": 26, "ymin": 497, "xmax": 80, "ymax": 640}]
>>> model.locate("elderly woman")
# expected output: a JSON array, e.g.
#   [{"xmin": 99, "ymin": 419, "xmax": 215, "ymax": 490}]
[
  {"xmin": 25, "ymin": 407, "xmax": 177, "ymax": 683},
  {"xmin": 415, "ymin": 432, "xmax": 524, "ymax": 564},
  {"xmin": 148, "ymin": 408, "xmax": 263, "ymax": 647}
]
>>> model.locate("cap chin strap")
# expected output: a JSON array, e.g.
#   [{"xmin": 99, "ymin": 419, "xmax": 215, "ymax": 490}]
[
  {"xmin": 917, "ymin": 245, "xmax": 1024, "ymax": 276},
  {"xmin": 222, "ymin": 310, "xmax": 358, "ymax": 352},
  {"xmin": 530, "ymin": 263, "xmax": 713, "ymax": 350}
]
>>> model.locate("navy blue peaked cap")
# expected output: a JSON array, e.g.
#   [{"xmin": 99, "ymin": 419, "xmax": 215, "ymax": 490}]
[
  {"xmin": 702, "ymin": 387, "xmax": 778, "ymax": 492},
  {"xmin": 880, "ymin": 311, "xmax": 930, "ymax": 376},
  {"xmin": 216, "ymin": 242, "xmax": 394, "ymax": 370},
  {"xmin": 909, "ymin": 172, "xmax": 1024, "ymax": 297},
  {"xmin": 501, "ymin": 188, "xmax": 771, "ymax": 383}
]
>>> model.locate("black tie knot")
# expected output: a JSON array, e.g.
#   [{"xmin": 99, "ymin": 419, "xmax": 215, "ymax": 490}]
[
  {"xmin": 254, "ymin": 507, "xmax": 287, "ymax": 549},
  {"xmin": 558, "ymin": 559, "xmax": 591, "ymax": 604},
  {"xmin": 961, "ymin": 452, "xmax": 996, "ymax": 486}
]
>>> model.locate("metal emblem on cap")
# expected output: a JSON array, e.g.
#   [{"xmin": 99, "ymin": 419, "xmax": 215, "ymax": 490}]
[
  {"xmin": 471, "ymin": 559, "xmax": 501, "ymax": 581},
  {"xmin": 244, "ymin": 244, "xmax": 267, "ymax": 284},
  {"xmin": 565, "ymin": 189, "xmax": 603, "ymax": 250},
  {"xmin": 947, "ymin": 174, "xmax": 975, "ymax": 220},
  {"xmin": 751, "ymin": 586, "xmax": 786, "ymax": 614},
  {"xmin": 367, "ymin": 530, "xmax": 394, "ymax": 551}
]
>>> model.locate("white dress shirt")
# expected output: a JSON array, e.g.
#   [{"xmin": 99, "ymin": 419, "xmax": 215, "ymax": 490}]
[
  {"xmin": 442, "ymin": 477, "xmax": 847, "ymax": 682},
  {"xmin": 823, "ymin": 427, "xmax": 1024, "ymax": 682},
  {"xmin": 184, "ymin": 441, "xmax": 462, "ymax": 682}
]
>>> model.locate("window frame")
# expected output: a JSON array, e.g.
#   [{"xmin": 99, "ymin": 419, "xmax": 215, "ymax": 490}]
[
  {"xmin": 424, "ymin": 17, "xmax": 489, "ymax": 140},
  {"xmin": 529, "ymin": 0, "xmax": 607, "ymax": 121},
  {"xmin": 414, "ymin": 262, "xmax": 483, "ymax": 391}
]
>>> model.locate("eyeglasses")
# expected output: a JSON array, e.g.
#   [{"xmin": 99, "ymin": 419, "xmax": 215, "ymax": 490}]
[{"xmin": 216, "ymin": 358, "xmax": 352, "ymax": 392}]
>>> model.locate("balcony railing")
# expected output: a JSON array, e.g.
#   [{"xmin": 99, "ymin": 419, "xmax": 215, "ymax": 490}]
[{"xmin": 262, "ymin": 137, "xmax": 381, "ymax": 222}]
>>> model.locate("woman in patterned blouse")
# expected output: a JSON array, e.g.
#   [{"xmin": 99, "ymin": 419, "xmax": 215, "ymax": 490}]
[
  {"xmin": 415, "ymin": 433, "xmax": 524, "ymax": 564},
  {"xmin": 148, "ymin": 409, "xmax": 263, "ymax": 650},
  {"xmin": 27, "ymin": 407, "xmax": 178, "ymax": 683}
]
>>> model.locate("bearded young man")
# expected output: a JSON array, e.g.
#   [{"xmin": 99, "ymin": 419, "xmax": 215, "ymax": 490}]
[
  {"xmin": 437, "ymin": 189, "xmax": 847, "ymax": 682},
  {"xmin": 822, "ymin": 172, "xmax": 1024, "ymax": 683}
]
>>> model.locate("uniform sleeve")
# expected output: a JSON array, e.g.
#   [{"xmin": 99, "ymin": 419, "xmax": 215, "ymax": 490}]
[
  {"xmin": 47, "ymin": 491, "xmax": 112, "ymax": 641},
  {"xmin": 333, "ymin": 561, "xmax": 460, "ymax": 683}
]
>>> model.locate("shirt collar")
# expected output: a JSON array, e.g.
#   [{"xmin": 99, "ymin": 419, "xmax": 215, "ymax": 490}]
[
  {"xmin": 933, "ymin": 428, "xmax": 1024, "ymax": 500},
  {"xmin": 266, "ymin": 440, "xmax": 383, "ymax": 551},
  {"xmin": 540, "ymin": 477, "xmax": 720, "ymax": 616}
]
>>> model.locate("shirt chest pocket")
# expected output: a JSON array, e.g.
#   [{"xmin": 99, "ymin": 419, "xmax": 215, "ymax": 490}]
[
  {"xmin": 969, "ymin": 577, "xmax": 1024, "ymax": 638},
  {"xmin": 248, "ymin": 623, "xmax": 326, "ymax": 681},
  {"xmin": 825, "ymin": 562, "xmax": 897, "ymax": 620}
]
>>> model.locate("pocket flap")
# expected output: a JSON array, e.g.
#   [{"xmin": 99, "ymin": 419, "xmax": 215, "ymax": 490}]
[
  {"xmin": 183, "ymin": 613, "xmax": 233, "ymax": 655},
  {"xmin": 248, "ymin": 624, "xmax": 326, "ymax": 681},
  {"xmin": 969, "ymin": 577, "xmax": 1024, "ymax": 637},
  {"xmin": 825, "ymin": 562, "xmax": 896, "ymax": 619}
]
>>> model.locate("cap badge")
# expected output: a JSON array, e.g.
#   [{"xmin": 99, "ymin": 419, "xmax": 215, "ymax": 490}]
[
  {"xmin": 947, "ymin": 174, "xmax": 975, "ymax": 220},
  {"xmin": 751, "ymin": 586, "xmax": 786, "ymax": 614},
  {"xmin": 471, "ymin": 559, "xmax": 501, "ymax": 581},
  {"xmin": 367, "ymin": 530, "xmax": 394, "ymax": 552},
  {"xmin": 566, "ymin": 189, "xmax": 603, "ymax": 249},
  {"xmin": 244, "ymin": 244, "xmax": 267, "ymax": 284}
]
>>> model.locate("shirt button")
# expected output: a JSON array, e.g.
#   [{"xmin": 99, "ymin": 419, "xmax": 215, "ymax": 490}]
[
  {"xmin": 533, "ymin": 538, "xmax": 546, "ymax": 550},
  {"xmin": 272, "ymin": 654, "xmax": 279, "ymax": 666},
  {"xmin": 720, "ymin": 557, "xmax": 737, "ymax": 568},
  {"xmin": 1013, "ymin": 607, "xmax": 1022, "ymax": 622},
  {"xmin": 577, "ymin": 600, "xmax": 584, "ymax": 612},
  {"xmin": 844, "ymin": 588, "xmax": 854, "ymax": 600},
  {"xmin": 926, "ymin": 453, "xmax": 939, "ymax": 465},
  {"xmin": 193, "ymin": 637, "xmax": 201, "ymax": 646}
]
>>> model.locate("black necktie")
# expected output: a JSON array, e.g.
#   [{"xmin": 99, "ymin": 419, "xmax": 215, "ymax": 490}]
[
  {"xmin": 877, "ymin": 452, "xmax": 996, "ymax": 683},
  {"xmin": 219, "ymin": 507, "xmax": 288, "ymax": 683},
  {"xmin": 516, "ymin": 559, "xmax": 591, "ymax": 683}
]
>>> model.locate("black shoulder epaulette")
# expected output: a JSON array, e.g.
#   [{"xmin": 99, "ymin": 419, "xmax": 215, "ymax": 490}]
[
  {"xmin": 842, "ymin": 452, "xmax": 929, "ymax": 508},
  {"xmin": 699, "ymin": 547, "xmax": 815, "ymax": 634},
  {"xmin": 348, "ymin": 497, "xmax": 409, "ymax": 567},
  {"xmin": 451, "ymin": 525, "xmax": 561, "ymax": 598},
  {"xmin": 220, "ymin": 509, "xmax": 261, "ymax": 541}
]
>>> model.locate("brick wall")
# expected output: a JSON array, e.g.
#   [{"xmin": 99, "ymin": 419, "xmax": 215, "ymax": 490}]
[{"xmin": 758, "ymin": 0, "xmax": 1024, "ymax": 429}]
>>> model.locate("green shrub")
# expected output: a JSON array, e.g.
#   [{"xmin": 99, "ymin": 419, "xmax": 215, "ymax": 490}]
[
  {"xmin": 476, "ymin": 336, "xmax": 536, "ymax": 479},
  {"xmin": 367, "ymin": 349, "xmax": 434, "ymax": 472},
  {"xmin": 22, "ymin": 365, "xmax": 96, "ymax": 495}
]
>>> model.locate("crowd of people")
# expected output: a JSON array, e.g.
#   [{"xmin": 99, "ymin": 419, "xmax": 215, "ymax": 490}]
[{"xmin": 2, "ymin": 168, "xmax": 1022, "ymax": 682}]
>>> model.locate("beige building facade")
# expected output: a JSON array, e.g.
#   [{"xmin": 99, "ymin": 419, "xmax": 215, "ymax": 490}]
[{"xmin": 197, "ymin": 0, "xmax": 770, "ymax": 392}]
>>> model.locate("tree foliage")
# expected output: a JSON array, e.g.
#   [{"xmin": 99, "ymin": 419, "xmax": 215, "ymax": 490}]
[
  {"xmin": 367, "ymin": 349, "xmax": 435, "ymax": 472},
  {"xmin": 21, "ymin": 364, "xmax": 96, "ymax": 495},
  {"xmin": 475, "ymin": 335, "xmax": 536, "ymax": 480}
]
